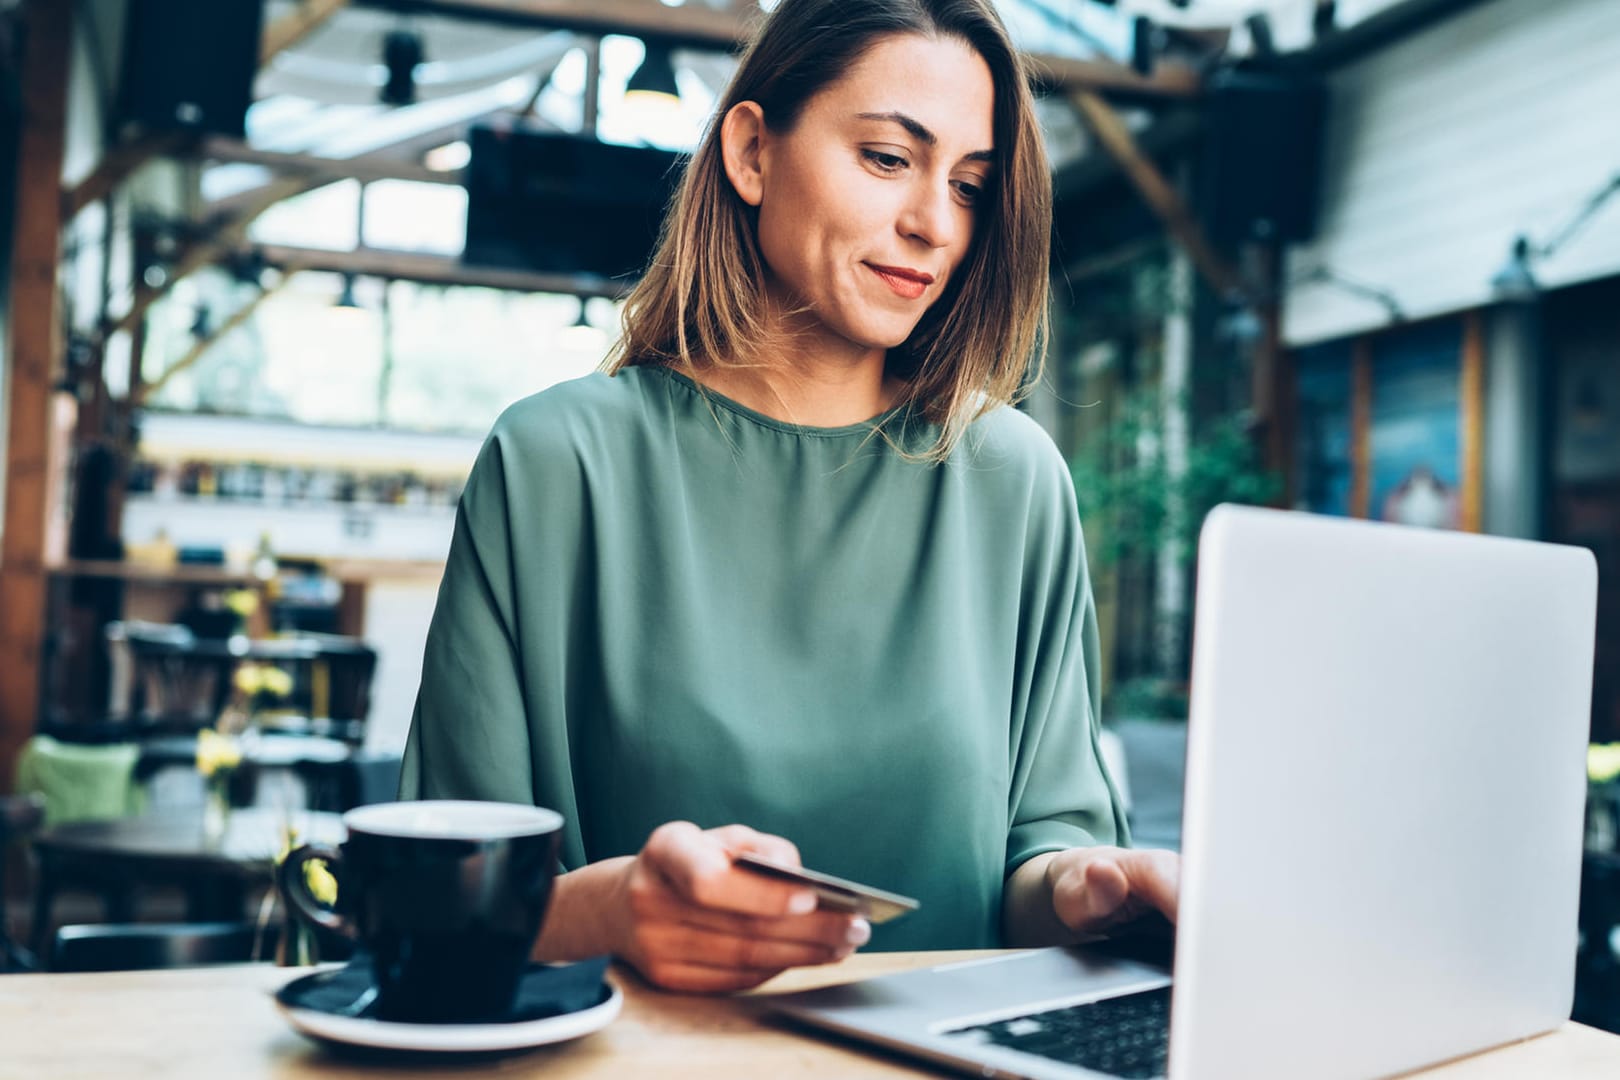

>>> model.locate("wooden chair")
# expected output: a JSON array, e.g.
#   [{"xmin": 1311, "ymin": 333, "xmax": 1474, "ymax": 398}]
[
  {"xmin": 105, "ymin": 621, "xmax": 234, "ymax": 733},
  {"xmin": 0, "ymin": 794, "xmax": 46, "ymax": 972},
  {"xmin": 50, "ymin": 921, "xmax": 276, "ymax": 972}
]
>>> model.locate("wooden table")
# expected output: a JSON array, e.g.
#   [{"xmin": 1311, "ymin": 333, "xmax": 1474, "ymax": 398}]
[{"xmin": 3, "ymin": 951, "xmax": 1619, "ymax": 1078}]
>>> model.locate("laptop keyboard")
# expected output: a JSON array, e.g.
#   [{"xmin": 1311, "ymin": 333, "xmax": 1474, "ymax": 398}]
[{"xmin": 944, "ymin": 986, "xmax": 1171, "ymax": 1079}]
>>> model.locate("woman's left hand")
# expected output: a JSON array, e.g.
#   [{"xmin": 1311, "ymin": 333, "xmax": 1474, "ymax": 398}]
[{"xmin": 1046, "ymin": 846, "xmax": 1180, "ymax": 938}]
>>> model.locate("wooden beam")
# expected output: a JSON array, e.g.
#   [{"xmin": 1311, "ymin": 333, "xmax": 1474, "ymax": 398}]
[
  {"xmin": 108, "ymin": 176, "xmax": 318, "ymax": 341},
  {"xmin": 1459, "ymin": 310, "xmax": 1485, "ymax": 532},
  {"xmin": 61, "ymin": 132, "xmax": 190, "ymax": 220},
  {"xmin": 1030, "ymin": 55, "xmax": 1202, "ymax": 100},
  {"xmin": 358, "ymin": 0, "xmax": 1202, "ymax": 97},
  {"xmin": 200, "ymin": 137, "xmax": 457, "ymax": 187},
  {"xmin": 201, "ymin": 99, "xmax": 568, "ymax": 219},
  {"xmin": 358, "ymin": 0, "xmax": 756, "ymax": 49},
  {"xmin": 133, "ymin": 270, "xmax": 305, "ymax": 408},
  {"xmin": 252, "ymin": 243, "xmax": 632, "ymax": 297},
  {"xmin": 262, "ymin": 0, "xmax": 352, "ymax": 66},
  {"xmin": 0, "ymin": 0, "xmax": 73, "ymax": 792},
  {"xmin": 1068, "ymin": 89, "xmax": 1241, "ymax": 299}
]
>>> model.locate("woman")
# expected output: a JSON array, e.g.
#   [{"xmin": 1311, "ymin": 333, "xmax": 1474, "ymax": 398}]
[{"xmin": 401, "ymin": 0, "xmax": 1178, "ymax": 993}]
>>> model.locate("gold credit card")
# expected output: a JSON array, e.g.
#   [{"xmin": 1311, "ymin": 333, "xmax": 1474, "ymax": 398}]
[{"xmin": 733, "ymin": 852, "xmax": 921, "ymax": 924}]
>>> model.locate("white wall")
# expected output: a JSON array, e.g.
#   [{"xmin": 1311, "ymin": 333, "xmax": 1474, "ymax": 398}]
[
  {"xmin": 363, "ymin": 576, "xmax": 443, "ymax": 753},
  {"xmin": 1283, "ymin": 0, "xmax": 1620, "ymax": 345}
]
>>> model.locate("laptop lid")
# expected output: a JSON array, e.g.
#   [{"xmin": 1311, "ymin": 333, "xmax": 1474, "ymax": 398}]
[{"xmin": 1170, "ymin": 506, "xmax": 1598, "ymax": 1080}]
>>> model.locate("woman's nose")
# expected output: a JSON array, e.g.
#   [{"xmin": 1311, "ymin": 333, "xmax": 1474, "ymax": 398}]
[{"xmin": 898, "ymin": 178, "xmax": 956, "ymax": 249}]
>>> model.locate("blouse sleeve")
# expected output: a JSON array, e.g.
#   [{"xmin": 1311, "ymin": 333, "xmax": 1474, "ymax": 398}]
[
  {"xmin": 1003, "ymin": 451, "xmax": 1131, "ymax": 878},
  {"xmin": 398, "ymin": 431, "xmax": 536, "ymax": 805}
]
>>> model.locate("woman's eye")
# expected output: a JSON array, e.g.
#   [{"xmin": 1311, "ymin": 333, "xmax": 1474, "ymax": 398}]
[
  {"xmin": 862, "ymin": 149, "xmax": 908, "ymax": 172},
  {"xmin": 952, "ymin": 179, "xmax": 984, "ymax": 204}
]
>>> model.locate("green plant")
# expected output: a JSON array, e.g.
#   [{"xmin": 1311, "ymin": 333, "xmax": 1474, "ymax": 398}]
[{"xmin": 1069, "ymin": 390, "xmax": 1280, "ymax": 572}]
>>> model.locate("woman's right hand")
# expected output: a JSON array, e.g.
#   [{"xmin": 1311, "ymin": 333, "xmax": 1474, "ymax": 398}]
[{"xmin": 610, "ymin": 821, "xmax": 872, "ymax": 993}]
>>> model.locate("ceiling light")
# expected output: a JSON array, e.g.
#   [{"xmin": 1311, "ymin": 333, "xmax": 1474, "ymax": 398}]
[
  {"xmin": 1245, "ymin": 14, "xmax": 1277, "ymax": 58},
  {"xmin": 424, "ymin": 140, "xmax": 471, "ymax": 172},
  {"xmin": 626, "ymin": 42, "xmax": 680, "ymax": 107},
  {"xmin": 335, "ymin": 274, "xmax": 363, "ymax": 310},
  {"xmin": 555, "ymin": 298, "xmax": 609, "ymax": 354},
  {"xmin": 1489, "ymin": 236, "xmax": 1539, "ymax": 303},
  {"xmin": 382, "ymin": 30, "xmax": 424, "ymax": 107}
]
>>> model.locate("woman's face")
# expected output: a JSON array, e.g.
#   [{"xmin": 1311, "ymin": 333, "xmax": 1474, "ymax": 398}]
[{"xmin": 725, "ymin": 33, "xmax": 996, "ymax": 358}]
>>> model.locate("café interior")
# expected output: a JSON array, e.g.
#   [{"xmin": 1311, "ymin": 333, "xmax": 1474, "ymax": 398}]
[{"xmin": 1, "ymin": 0, "xmax": 1619, "ymax": 1075}]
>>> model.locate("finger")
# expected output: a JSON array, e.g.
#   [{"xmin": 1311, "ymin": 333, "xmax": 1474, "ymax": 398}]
[
  {"xmin": 1051, "ymin": 854, "xmax": 1130, "ymax": 930},
  {"xmin": 679, "ymin": 906, "xmax": 872, "ymax": 952},
  {"xmin": 1080, "ymin": 857, "xmax": 1131, "ymax": 920},
  {"xmin": 633, "ymin": 960, "xmax": 782, "ymax": 995},
  {"xmin": 643, "ymin": 921, "xmax": 850, "ymax": 973},
  {"xmin": 1118, "ymin": 850, "xmax": 1180, "ymax": 923},
  {"xmin": 709, "ymin": 824, "xmax": 801, "ymax": 867},
  {"xmin": 646, "ymin": 822, "xmax": 814, "ymax": 918}
]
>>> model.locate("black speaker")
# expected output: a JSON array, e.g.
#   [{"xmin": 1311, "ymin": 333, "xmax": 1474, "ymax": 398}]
[
  {"xmin": 1199, "ymin": 69, "xmax": 1328, "ymax": 247},
  {"xmin": 463, "ymin": 126, "xmax": 683, "ymax": 281},
  {"xmin": 119, "ymin": 0, "xmax": 264, "ymax": 138}
]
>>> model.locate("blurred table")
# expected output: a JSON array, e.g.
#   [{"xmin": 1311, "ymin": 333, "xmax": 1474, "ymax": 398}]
[
  {"xmin": 30, "ymin": 808, "xmax": 344, "ymax": 956},
  {"xmin": 2, "ymin": 952, "xmax": 1619, "ymax": 1078},
  {"xmin": 133, "ymin": 733, "xmax": 356, "ymax": 810},
  {"xmin": 134, "ymin": 733, "xmax": 352, "ymax": 772}
]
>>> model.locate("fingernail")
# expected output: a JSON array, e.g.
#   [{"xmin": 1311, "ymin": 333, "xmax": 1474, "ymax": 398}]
[
  {"xmin": 788, "ymin": 890, "xmax": 817, "ymax": 915},
  {"xmin": 846, "ymin": 918, "xmax": 871, "ymax": 946}
]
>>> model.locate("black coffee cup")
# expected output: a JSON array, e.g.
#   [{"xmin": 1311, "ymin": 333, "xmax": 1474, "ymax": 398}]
[{"xmin": 278, "ymin": 800, "xmax": 564, "ymax": 1024}]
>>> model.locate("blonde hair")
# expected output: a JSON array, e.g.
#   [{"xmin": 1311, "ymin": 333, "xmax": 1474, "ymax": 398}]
[{"xmin": 605, "ymin": 0, "xmax": 1051, "ymax": 462}]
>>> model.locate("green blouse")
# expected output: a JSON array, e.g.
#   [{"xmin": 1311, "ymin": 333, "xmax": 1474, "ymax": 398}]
[{"xmin": 399, "ymin": 365, "xmax": 1127, "ymax": 950}]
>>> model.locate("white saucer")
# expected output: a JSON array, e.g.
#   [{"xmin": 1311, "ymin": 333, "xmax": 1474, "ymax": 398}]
[{"xmin": 275, "ymin": 980, "xmax": 622, "ymax": 1054}]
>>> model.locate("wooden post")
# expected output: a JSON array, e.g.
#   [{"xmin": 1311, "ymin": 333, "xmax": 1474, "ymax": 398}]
[
  {"xmin": 261, "ymin": 0, "xmax": 350, "ymax": 66},
  {"xmin": 1350, "ymin": 338, "xmax": 1374, "ymax": 519},
  {"xmin": 1069, "ymin": 89, "xmax": 1242, "ymax": 300},
  {"xmin": 1458, "ymin": 311, "xmax": 1485, "ymax": 532},
  {"xmin": 0, "ymin": 0, "xmax": 73, "ymax": 791},
  {"xmin": 1249, "ymin": 243, "xmax": 1291, "ymax": 485}
]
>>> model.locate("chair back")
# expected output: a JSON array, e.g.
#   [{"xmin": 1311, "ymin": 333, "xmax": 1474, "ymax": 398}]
[
  {"xmin": 0, "ymin": 793, "xmax": 45, "ymax": 840},
  {"xmin": 106, "ymin": 621, "xmax": 234, "ymax": 732},
  {"xmin": 50, "ymin": 921, "xmax": 275, "ymax": 972},
  {"xmin": 1, "ymin": 794, "xmax": 46, "ymax": 905},
  {"xmin": 254, "ymin": 634, "xmax": 378, "ymax": 744},
  {"xmin": 0, "ymin": 794, "xmax": 47, "ymax": 972}
]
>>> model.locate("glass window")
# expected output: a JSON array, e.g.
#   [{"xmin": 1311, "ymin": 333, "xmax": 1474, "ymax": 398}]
[
  {"xmin": 142, "ymin": 271, "xmax": 613, "ymax": 436},
  {"xmin": 381, "ymin": 282, "xmax": 614, "ymax": 433},
  {"xmin": 362, "ymin": 180, "xmax": 468, "ymax": 255},
  {"xmin": 249, "ymin": 180, "xmax": 363, "ymax": 251}
]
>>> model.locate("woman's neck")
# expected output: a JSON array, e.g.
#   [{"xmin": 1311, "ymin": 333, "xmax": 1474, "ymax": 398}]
[
  {"xmin": 688, "ymin": 295, "xmax": 905, "ymax": 427},
  {"xmin": 692, "ymin": 358, "xmax": 902, "ymax": 428}
]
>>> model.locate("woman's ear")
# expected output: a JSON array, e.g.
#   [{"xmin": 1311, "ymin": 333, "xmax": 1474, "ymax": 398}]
[{"xmin": 719, "ymin": 101, "xmax": 768, "ymax": 207}]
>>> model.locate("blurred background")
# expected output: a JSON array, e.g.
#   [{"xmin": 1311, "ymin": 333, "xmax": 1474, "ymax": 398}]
[{"xmin": 0, "ymin": 0, "xmax": 1615, "ymax": 1015}]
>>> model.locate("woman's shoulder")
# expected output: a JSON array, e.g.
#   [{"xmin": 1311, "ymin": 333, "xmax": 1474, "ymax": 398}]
[
  {"xmin": 958, "ymin": 402, "xmax": 1071, "ymax": 487},
  {"xmin": 492, "ymin": 369, "xmax": 631, "ymax": 431}
]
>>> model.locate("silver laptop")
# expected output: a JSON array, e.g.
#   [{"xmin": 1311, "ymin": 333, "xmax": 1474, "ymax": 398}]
[{"xmin": 772, "ymin": 505, "xmax": 1598, "ymax": 1080}]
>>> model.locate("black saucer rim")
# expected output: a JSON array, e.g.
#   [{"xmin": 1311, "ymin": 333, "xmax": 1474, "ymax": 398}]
[{"xmin": 274, "ymin": 960, "xmax": 611, "ymax": 1026}]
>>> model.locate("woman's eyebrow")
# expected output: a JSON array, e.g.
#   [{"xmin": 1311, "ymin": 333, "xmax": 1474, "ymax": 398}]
[{"xmin": 855, "ymin": 110, "xmax": 995, "ymax": 163}]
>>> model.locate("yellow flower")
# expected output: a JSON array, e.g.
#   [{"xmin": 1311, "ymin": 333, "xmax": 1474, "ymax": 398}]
[
  {"xmin": 304, "ymin": 858, "xmax": 339, "ymax": 907},
  {"xmin": 223, "ymin": 589, "xmax": 260, "ymax": 618},
  {"xmin": 1590, "ymin": 744, "xmax": 1620, "ymax": 786},
  {"xmin": 234, "ymin": 663, "xmax": 266, "ymax": 697},
  {"xmin": 196, "ymin": 728, "xmax": 242, "ymax": 778},
  {"xmin": 260, "ymin": 666, "xmax": 294, "ymax": 699},
  {"xmin": 234, "ymin": 662, "xmax": 292, "ymax": 700}
]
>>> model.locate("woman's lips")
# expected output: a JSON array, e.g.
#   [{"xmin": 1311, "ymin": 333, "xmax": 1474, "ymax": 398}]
[{"xmin": 866, "ymin": 263, "xmax": 932, "ymax": 301}]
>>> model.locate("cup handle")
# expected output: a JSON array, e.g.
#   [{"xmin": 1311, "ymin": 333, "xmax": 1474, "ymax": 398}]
[{"xmin": 277, "ymin": 843, "xmax": 354, "ymax": 940}]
